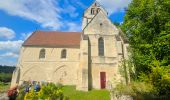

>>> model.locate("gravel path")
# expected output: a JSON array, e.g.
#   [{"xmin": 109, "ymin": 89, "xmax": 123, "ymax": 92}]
[{"xmin": 0, "ymin": 92, "xmax": 9, "ymax": 100}]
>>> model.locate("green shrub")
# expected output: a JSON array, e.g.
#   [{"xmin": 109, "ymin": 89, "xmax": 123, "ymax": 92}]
[
  {"xmin": 24, "ymin": 83, "xmax": 65, "ymax": 100},
  {"xmin": 16, "ymin": 85, "xmax": 26, "ymax": 100},
  {"xmin": 139, "ymin": 60, "xmax": 170, "ymax": 95},
  {"xmin": 114, "ymin": 81, "xmax": 154, "ymax": 97}
]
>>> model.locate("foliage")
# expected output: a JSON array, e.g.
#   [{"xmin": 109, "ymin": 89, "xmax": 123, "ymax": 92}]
[
  {"xmin": 0, "ymin": 65, "xmax": 15, "ymax": 73},
  {"xmin": 0, "ymin": 82, "xmax": 10, "ymax": 93},
  {"xmin": 24, "ymin": 83, "xmax": 64, "ymax": 100},
  {"xmin": 16, "ymin": 85, "xmax": 110, "ymax": 100},
  {"xmin": 7, "ymin": 85, "xmax": 18, "ymax": 99},
  {"xmin": 18, "ymin": 85, "xmax": 110, "ymax": 100},
  {"xmin": 113, "ymin": 22, "xmax": 121, "ymax": 27},
  {"xmin": 0, "ymin": 65, "xmax": 14, "ymax": 83},
  {"xmin": 0, "ymin": 73, "xmax": 12, "ymax": 83},
  {"xmin": 139, "ymin": 60, "xmax": 170, "ymax": 95},
  {"xmin": 16, "ymin": 85, "xmax": 26, "ymax": 100},
  {"xmin": 122, "ymin": 0, "xmax": 170, "ymax": 95},
  {"xmin": 115, "ymin": 81, "xmax": 170, "ymax": 99},
  {"xmin": 63, "ymin": 85, "xmax": 110, "ymax": 100},
  {"xmin": 122, "ymin": 0, "xmax": 170, "ymax": 76},
  {"xmin": 114, "ymin": 82, "xmax": 154, "ymax": 96},
  {"xmin": 118, "ymin": 58, "xmax": 136, "ymax": 84}
]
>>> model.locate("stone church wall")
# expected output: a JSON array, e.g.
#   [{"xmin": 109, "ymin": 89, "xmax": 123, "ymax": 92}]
[
  {"xmin": 17, "ymin": 46, "xmax": 80, "ymax": 85},
  {"xmin": 91, "ymin": 63, "xmax": 120, "ymax": 89}
]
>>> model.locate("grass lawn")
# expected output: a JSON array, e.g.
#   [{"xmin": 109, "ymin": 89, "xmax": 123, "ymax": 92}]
[
  {"xmin": 0, "ymin": 82, "xmax": 10, "ymax": 93},
  {"xmin": 63, "ymin": 86, "xmax": 110, "ymax": 100}
]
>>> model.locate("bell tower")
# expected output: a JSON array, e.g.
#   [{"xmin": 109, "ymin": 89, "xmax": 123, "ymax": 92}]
[{"xmin": 82, "ymin": 1, "xmax": 108, "ymax": 30}]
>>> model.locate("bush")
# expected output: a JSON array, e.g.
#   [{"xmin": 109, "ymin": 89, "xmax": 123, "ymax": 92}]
[
  {"xmin": 114, "ymin": 81, "xmax": 154, "ymax": 97},
  {"xmin": 16, "ymin": 85, "xmax": 26, "ymax": 100},
  {"xmin": 24, "ymin": 83, "xmax": 65, "ymax": 100},
  {"xmin": 139, "ymin": 61, "xmax": 170, "ymax": 95}
]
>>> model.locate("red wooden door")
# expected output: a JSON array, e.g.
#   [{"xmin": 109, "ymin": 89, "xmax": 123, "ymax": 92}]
[{"xmin": 100, "ymin": 72, "xmax": 106, "ymax": 89}]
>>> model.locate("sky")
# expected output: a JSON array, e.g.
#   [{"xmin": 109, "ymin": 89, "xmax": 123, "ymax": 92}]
[{"xmin": 0, "ymin": 0, "xmax": 131, "ymax": 66}]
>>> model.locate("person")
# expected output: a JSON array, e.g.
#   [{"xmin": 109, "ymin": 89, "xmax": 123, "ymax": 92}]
[
  {"xmin": 7, "ymin": 85, "xmax": 19, "ymax": 100},
  {"xmin": 34, "ymin": 82, "xmax": 41, "ymax": 92},
  {"xmin": 25, "ymin": 84, "xmax": 32, "ymax": 93}
]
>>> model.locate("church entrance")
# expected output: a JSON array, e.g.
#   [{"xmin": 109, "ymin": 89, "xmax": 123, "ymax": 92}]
[{"xmin": 100, "ymin": 72, "xmax": 106, "ymax": 89}]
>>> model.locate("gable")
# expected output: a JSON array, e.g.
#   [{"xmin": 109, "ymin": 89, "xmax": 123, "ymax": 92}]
[
  {"xmin": 83, "ymin": 11, "xmax": 119, "ymax": 35},
  {"xmin": 84, "ymin": 1, "xmax": 108, "ymax": 18}
]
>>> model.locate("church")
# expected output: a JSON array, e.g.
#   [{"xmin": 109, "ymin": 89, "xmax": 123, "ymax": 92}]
[{"xmin": 11, "ymin": 1, "xmax": 129, "ymax": 91}]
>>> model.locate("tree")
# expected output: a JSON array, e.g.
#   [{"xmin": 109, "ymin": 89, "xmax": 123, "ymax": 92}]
[
  {"xmin": 122, "ymin": 0, "xmax": 170, "ymax": 76},
  {"xmin": 122, "ymin": 0, "xmax": 170, "ymax": 95}
]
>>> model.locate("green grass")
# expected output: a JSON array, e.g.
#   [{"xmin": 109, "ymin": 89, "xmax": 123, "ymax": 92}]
[
  {"xmin": 0, "ymin": 82, "xmax": 10, "ymax": 93},
  {"xmin": 63, "ymin": 86, "xmax": 110, "ymax": 100}
]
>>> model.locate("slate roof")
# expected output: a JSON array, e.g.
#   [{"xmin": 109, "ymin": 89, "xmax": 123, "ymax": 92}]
[{"xmin": 23, "ymin": 30, "xmax": 82, "ymax": 48}]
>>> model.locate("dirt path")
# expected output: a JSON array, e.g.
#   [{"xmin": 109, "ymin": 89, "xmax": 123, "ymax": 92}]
[{"xmin": 0, "ymin": 92, "xmax": 9, "ymax": 100}]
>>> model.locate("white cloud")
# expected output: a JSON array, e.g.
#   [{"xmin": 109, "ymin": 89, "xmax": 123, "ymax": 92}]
[
  {"xmin": 0, "ymin": 52, "xmax": 18, "ymax": 58},
  {"xmin": 65, "ymin": 5, "xmax": 79, "ymax": 18},
  {"xmin": 0, "ymin": 27, "xmax": 15, "ymax": 39},
  {"xmin": 0, "ymin": 0, "xmax": 131, "ymax": 31},
  {"xmin": 0, "ymin": 0, "xmax": 84, "ymax": 31},
  {"xmin": 0, "ymin": 40, "xmax": 23, "ymax": 54},
  {"xmin": 60, "ymin": 0, "xmax": 80, "ymax": 18},
  {"xmin": 0, "ymin": 0, "xmax": 63, "ymax": 30},
  {"xmin": 0, "ymin": 40, "xmax": 23, "ymax": 66},
  {"xmin": 67, "ymin": 22, "xmax": 81, "ymax": 32},
  {"xmin": 0, "ymin": 0, "xmax": 86, "ymax": 31},
  {"xmin": 97, "ymin": 0, "xmax": 131, "ymax": 15}
]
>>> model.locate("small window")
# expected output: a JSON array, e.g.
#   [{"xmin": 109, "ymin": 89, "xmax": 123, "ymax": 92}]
[
  {"xmin": 91, "ymin": 8, "xmax": 95, "ymax": 15},
  {"xmin": 61, "ymin": 49, "xmax": 67, "ymax": 59},
  {"xmin": 39, "ymin": 49, "xmax": 45, "ymax": 59},
  {"xmin": 94, "ymin": 3, "xmax": 97, "ymax": 6},
  {"xmin": 97, "ymin": 8, "xmax": 100, "ymax": 13},
  {"xmin": 98, "ymin": 37, "xmax": 104, "ymax": 56}
]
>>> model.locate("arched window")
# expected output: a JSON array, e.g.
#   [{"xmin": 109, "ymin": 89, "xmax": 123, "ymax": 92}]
[
  {"xmin": 39, "ymin": 49, "xmax": 45, "ymax": 59},
  {"xmin": 98, "ymin": 37, "xmax": 104, "ymax": 56},
  {"xmin": 61, "ymin": 49, "xmax": 67, "ymax": 59}
]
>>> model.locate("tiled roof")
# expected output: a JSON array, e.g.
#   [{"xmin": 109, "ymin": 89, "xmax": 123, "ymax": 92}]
[{"xmin": 23, "ymin": 31, "xmax": 82, "ymax": 47}]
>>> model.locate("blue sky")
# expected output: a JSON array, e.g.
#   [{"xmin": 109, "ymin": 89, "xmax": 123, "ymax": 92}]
[{"xmin": 0, "ymin": 0, "xmax": 131, "ymax": 66}]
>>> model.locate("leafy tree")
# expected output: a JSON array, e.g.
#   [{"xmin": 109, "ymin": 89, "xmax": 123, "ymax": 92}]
[
  {"xmin": 0, "ymin": 65, "xmax": 15, "ymax": 73},
  {"xmin": 113, "ymin": 22, "xmax": 121, "ymax": 27},
  {"xmin": 122, "ymin": 0, "xmax": 170, "ymax": 76},
  {"xmin": 139, "ymin": 60, "xmax": 170, "ymax": 95},
  {"xmin": 122, "ymin": 0, "xmax": 170, "ymax": 95}
]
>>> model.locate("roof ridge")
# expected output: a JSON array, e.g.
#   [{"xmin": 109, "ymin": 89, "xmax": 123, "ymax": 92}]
[{"xmin": 32, "ymin": 30, "xmax": 81, "ymax": 33}]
